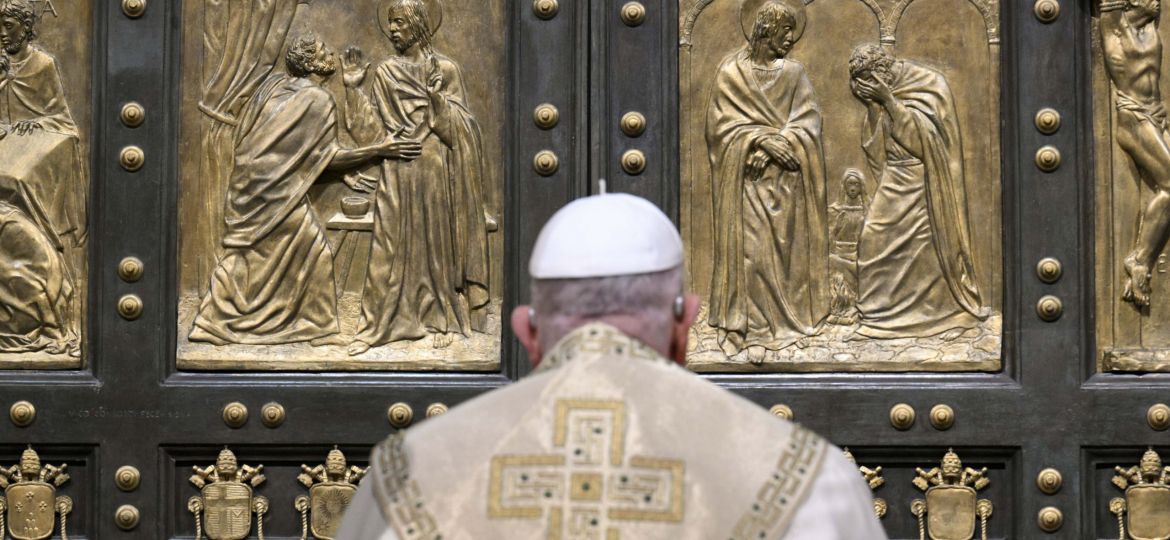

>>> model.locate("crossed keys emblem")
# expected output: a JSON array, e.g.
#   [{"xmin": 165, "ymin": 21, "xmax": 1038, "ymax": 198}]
[
  {"xmin": 188, "ymin": 448, "xmax": 269, "ymax": 540},
  {"xmin": 1110, "ymin": 448, "xmax": 1170, "ymax": 540},
  {"xmin": 911, "ymin": 449, "xmax": 992, "ymax": 540},
  {"xmin": 294, "ymin": 447, "xmax": 367, "ymax": 540},
  {"xmin": 0, "ymin": 447, "xmax": 72, "ymax": 540}
]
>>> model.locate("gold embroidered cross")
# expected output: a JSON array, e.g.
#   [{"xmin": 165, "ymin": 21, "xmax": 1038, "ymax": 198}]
[{"xmin": 489, "ymin": 399, "xmax": 685, "ymax": 540}]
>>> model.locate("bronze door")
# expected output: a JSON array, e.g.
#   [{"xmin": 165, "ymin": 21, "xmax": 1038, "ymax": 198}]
[{"xmin": 0, "ymin": 0, "xmax": 1166, "ymax": 538}]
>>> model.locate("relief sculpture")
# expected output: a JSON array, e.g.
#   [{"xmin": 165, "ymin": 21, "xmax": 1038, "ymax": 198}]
[
  {"xmin": 0, "ymin": 0, "xmax": 87, "ymax": 369},
  {"xmin": 682, "ymin": 0, "xmax": 1002, "ymax": 372},
  {"xmin": 177, "ymin": 0, "xmax": 504, "ymax": 370},
  {"xmin": 1094, "ymin": 0, "xmax": 1170, "ymax": 372}
]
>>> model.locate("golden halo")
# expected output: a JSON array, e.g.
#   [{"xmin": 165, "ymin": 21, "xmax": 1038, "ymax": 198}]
[
  {"xmin": 739, "ymin": 0, "xmax": 808, "ymax": 43},
  {"xmin": 379, "ymin": 0, "xmax": 444, "ymax": 41}
]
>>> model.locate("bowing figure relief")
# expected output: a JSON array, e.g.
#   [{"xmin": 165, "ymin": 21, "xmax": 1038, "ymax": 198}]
[
  {"xmin": 706, "ymin": 0, "xmax": 829, "ymax": 364},
  {"xmin": 341, "ymin": 0, "xmax": 491, "ymax": 355},
  {"xmin": 189, "ymin": 35, "xmax": 421, "ymax": 346},
  {"xmin": 0, "ymin": 0, "xmax": 83, "ymax": 358},
  {"xmin": 848, "ymin": 43, "xmax": 990, "ymax": 339}
]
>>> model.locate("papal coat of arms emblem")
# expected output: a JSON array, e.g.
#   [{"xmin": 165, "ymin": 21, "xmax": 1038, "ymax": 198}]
[
  {"xmin": 1110, "ymin": 448, "xmax": 1170, "ymax": 540},
  {"xmin": 187, "ymin": 448, "xmax": 269, "ymax": 540},
  {"xmin": 911, "ymin": 449, "xmax": 993, "ymax": 540},
  {"xmin": 0, "ymin": 447, "xmax": 72, "ymax": 540},
  {"xmin": 295, "ymin": 447, "xmax": 368, "ymax": 540}
]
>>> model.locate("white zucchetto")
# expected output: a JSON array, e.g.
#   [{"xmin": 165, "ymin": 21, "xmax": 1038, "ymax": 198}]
[{"xmin": 529, "ymin": 193, "xmax": 683, "ymax": 279}]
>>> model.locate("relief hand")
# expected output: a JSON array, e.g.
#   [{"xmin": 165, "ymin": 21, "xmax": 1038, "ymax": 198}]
[
  {"xmin": 342, "ymin": 46, "xmax": 370, "ymax": 88},
  {"xmin": 745, "ymin": 149, "xmax": 770, "ymax": 180},
  {"xmin": 13, "ymin": 120, "xmax": 42, "ymax": 136},
  {"xmin": 378, "ymin": 138, "xmax": 422, "ymax": 161},
  {"xmin": 343, "ymin": 172, "xmax": 378, "ymax": 193},
  {"xmin": 759, "ymin": 137, "xmax": 799, "ymax": 171}
]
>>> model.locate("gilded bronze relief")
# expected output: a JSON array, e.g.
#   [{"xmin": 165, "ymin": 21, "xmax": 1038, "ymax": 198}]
[
  {"xmin": 0, "ymin": 0, "xmax": 89, "ymax": 369},
  {"xmin": 1093, "ymin": 0, "xmax": 1170, "ymax": 372},
  {"xmin": 681, "ymin": 0, "xmax": 1002, "ymax": 372},
  {"xmin": 176, "ymin": 0, "xmax": 504, "ymax": 370}
]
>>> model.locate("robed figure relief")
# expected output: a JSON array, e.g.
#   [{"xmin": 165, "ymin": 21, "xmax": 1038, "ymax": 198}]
[
  {"xmin": 0, "ymin": 0, "xmax": 85, "ymax": 362},
  {"xmin": 848, "ymin": 43, "xmax": 989, "ymax": 338},
  {"xmin": 189, "ymin": 36, "xmax": 421, "ymax": 346},
  {"xmin": 706, "ymin": 0, "xmax": 829, "ymax": 363},
  {"xmin": 341, "ymin": 0, "xmax": 491, "ymax": 355}
]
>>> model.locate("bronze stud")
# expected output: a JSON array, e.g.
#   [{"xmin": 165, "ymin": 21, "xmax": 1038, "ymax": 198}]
[
  {"xmin": 222, "ymin": 402, "xmax": 248, "ymax": 429},
  {"xmin": 121, "ymin": 0, "xmax": 146, "ymax": 18},
  {"xmin": 1036, "ymin": 468, "xmax": 1062, "ymax": 495},
  {"xmin": 260, "ymin": 402, "xmax": 285, "ymax": 428},
  {"xmin": 388, "ymin": 402, "xmax": 414, "ymax": 428},
  {"xmin": 929, "ymin": 404, "xmax": 955, "ymax": 430},
  {"xmin": 620, "ymin": 112, "xmax": 646, "ymax": 137},
  {"xmin": 769, "ymin": 404, "xmax": 793, "ymax": 421},
  {"xmin": 1036, "ymin": 257, "xmax": 1062, "ymax": 284},
  {"xmin": 533, "ymin": 0, "xmax": 559, "ymax": 20},
  {"xmin": 120, "ymin": 102, "xmax": 145, "ymax": 128},
  {"xmin": 533, "ymin": 103, "xmax": 559, "ymax": 130},
  {"xmin": 533, "ymin": 150, "xmax": 559, "ymax": 176},
  {"xmin": 1037, "ymin": 506, "xmax": 1063, "ymax": 533},
  {"xmin": 115, "ymin": 466, "xmax": 141, "ymax": 492},
  {"xmin": 115, "ymin": 504, "xmax": 140, "ymax": 531},
  {"xmin": 1034, "ymin": 0, "xmax": 1060, "ymax": 23},
  {"xmin": 118, "ymin": 257, "xmax": 144, "ymax": 283},
  {"xmin": 426, "ymin": 403, "xmax": 449, "ymax": 418},
  {"xmin": 1148, "ymin": 403, "xmax": 1170, "ymax": 431},
  {"xmin": 1036, "ymin": 295, "xmax": 1063, "ymax": 322},
  {"xmin": 9, "ymin": 400, "xmax": 35, "ymax": 427},
  {"xmin": 1035, "ymin": 108, "xmax": 1060, "ymax": 135},
  {"xmin": 620, "ymin": 2, "xmax": 646, "ymax": 26},
  {"xmin": 889, "ymin": 403, "xmax": 915, "ymax": 430},
  {"xmin": 1035, "ymin": 145, "xmax": 1061, "ymax": 172},
  {"xmin": 120, "ymin": 146, "xmax": 145, "ymax": 172},
  {"xmin": 117, "ymin": 294, "xmax": 143, "ymax": 321},
  {"xmin": 621, "ymin": 149, "xmax": 646, "ymax": 175}
]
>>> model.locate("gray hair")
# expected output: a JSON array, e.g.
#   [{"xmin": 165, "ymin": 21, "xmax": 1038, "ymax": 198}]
[{"xmin": 531, "ymin": 266, "xmax": 682, "ymax": 353}]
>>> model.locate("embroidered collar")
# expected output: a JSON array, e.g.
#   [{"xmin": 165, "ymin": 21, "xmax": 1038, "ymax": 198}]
[{"xmin": 534, "ymin": 322, "xmax": 670, "ymax": 374}]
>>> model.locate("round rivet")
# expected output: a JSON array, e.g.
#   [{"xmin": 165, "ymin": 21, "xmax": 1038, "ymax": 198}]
[
  {"xmin": 929, "ymin": 404, "xmax": 955, "ymax": 430},
  {"xmin": 122, "ymin": 0, "xmax": 146, "ymax": 18},
  {"xmin": 115, "ymin": 466, "xmax": 141, "ymax": 492},
  {"xmin": 222, "ymin": 402, "xmax": 248, "ymax": 429},
  {"xmin": 620, "ymin": 111, "xmax": 646, "ymax": 137},
  {"xmin": 1035, "ymin": 108, "xmax": 1060, "ymax": 135},
  {"xmin": 1034, "ymin": 0, "xmax": 1059, "ymax": 23},
  {"xmin": 118, "ymin": 257, "xmax": 144, "ymax": 283},
  {"xmin": 1037, "ymin": 506, "xmax": 1063, "ymax": 533},
  {"xmin": 769, "ymin": 404, "xmax": 793, "ymax": 421},
  {"xmin": 873, "ymin": 498, "xmax": 888, "ymax": 519},
  {"xmin": 388, "ymin": 402, "xmax": 414, "ymax": 428},
  {"xmin": 533, "ymin": 0, "xmax": 558, "ymax": 20},
  {"xmin": 115, "ymin": 504, "xmax": 140, "ymax": 531},
  {"xmin": 260, "ymin": 402, "xmax": 285, "ymax": 428},
  {"xmin": 620, "ymin": 2, "xmax": 646, "ymax": 26},
  {"xmin": 533, "ymin": 150, "xmax": 559, "ymax": 176},
  {"xmin": 117, "ymin": 294, "xmax": 143, "ymax": 321},
  {"xmin": 9, "ymin": 400, "xmax": 35, "ymax": 427},
  {"xmin": 1036, "ymin": 295, "xmax": 1063, "ymax": 322},
  {"xmin": 621, "ymin": 149, "xmax": 646, "ymax": 175},
  {"xmin": 1148, "ymin": 403, "xmax": 1170, "ymax": 431},
  {"xmin": 1036, "ymin": 257, "xmax": 1062, "ymax": 284},
  {"xmin": 889, "ymin": 403, "xmax": 916, "ymax": 430},
  {"xmin": 426, "ymin": 403, "xmax": 449, "ymax": 418},
  {"xmin": 120, "ymin": 145, "xmax": 145, "ymax": 172},
  {"xmin": 1036, "ymin": 468, "xmax": 1062, "ymax": 495},
  {"xmin": 120, "ymin": 102, "xmax": 145, "ymax": 128},
  {"xmin": 533, "ymin": 103, "xmax": 559, "ymax": 130},
  {"xmin": 1035, "ymin": 145, "xmax": 1061, "ymax": 172}
]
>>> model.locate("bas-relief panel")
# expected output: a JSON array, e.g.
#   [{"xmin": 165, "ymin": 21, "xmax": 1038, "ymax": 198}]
[
  {"xmin": 176, "ymin": 0, "xmax": 505, "ymax": 371},
  {"xmin": 0, "ymin": 0, "xmax": 90, "ymax": 370},
  {"xmin": 680, "ymin": 0, "xmax": 1003, "ymax": 372},
  {"xmin": 1093, "ymin": 1, "xmax": 1170, "ymax": 373}
]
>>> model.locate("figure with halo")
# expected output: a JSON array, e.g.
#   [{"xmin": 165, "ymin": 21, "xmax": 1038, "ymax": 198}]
[
  {"xmin": 341, "ymin": 0, "xmax": 491, "ymax": 355},
  {"xmin": 705, "ymin": 0, "xmax": 829, "ymax": 363}
]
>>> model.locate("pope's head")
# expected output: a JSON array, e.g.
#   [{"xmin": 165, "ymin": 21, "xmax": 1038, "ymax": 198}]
[
  {"xmin": 0, "ymin": 0, "xmax": 36, "ymax": 55},
  {"xmin": 512, "ymin": 193, "xmax": 700, "ymax": 366}
]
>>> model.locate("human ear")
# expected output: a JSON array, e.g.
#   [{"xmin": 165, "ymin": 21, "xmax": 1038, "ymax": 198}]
[
  {"xmin": 510, "ymin": 305, "xmax": 542, "ymax": 367},
  {"xmin": 668, "ymin": 294, "xmax": 702, "ymax": 366}
]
